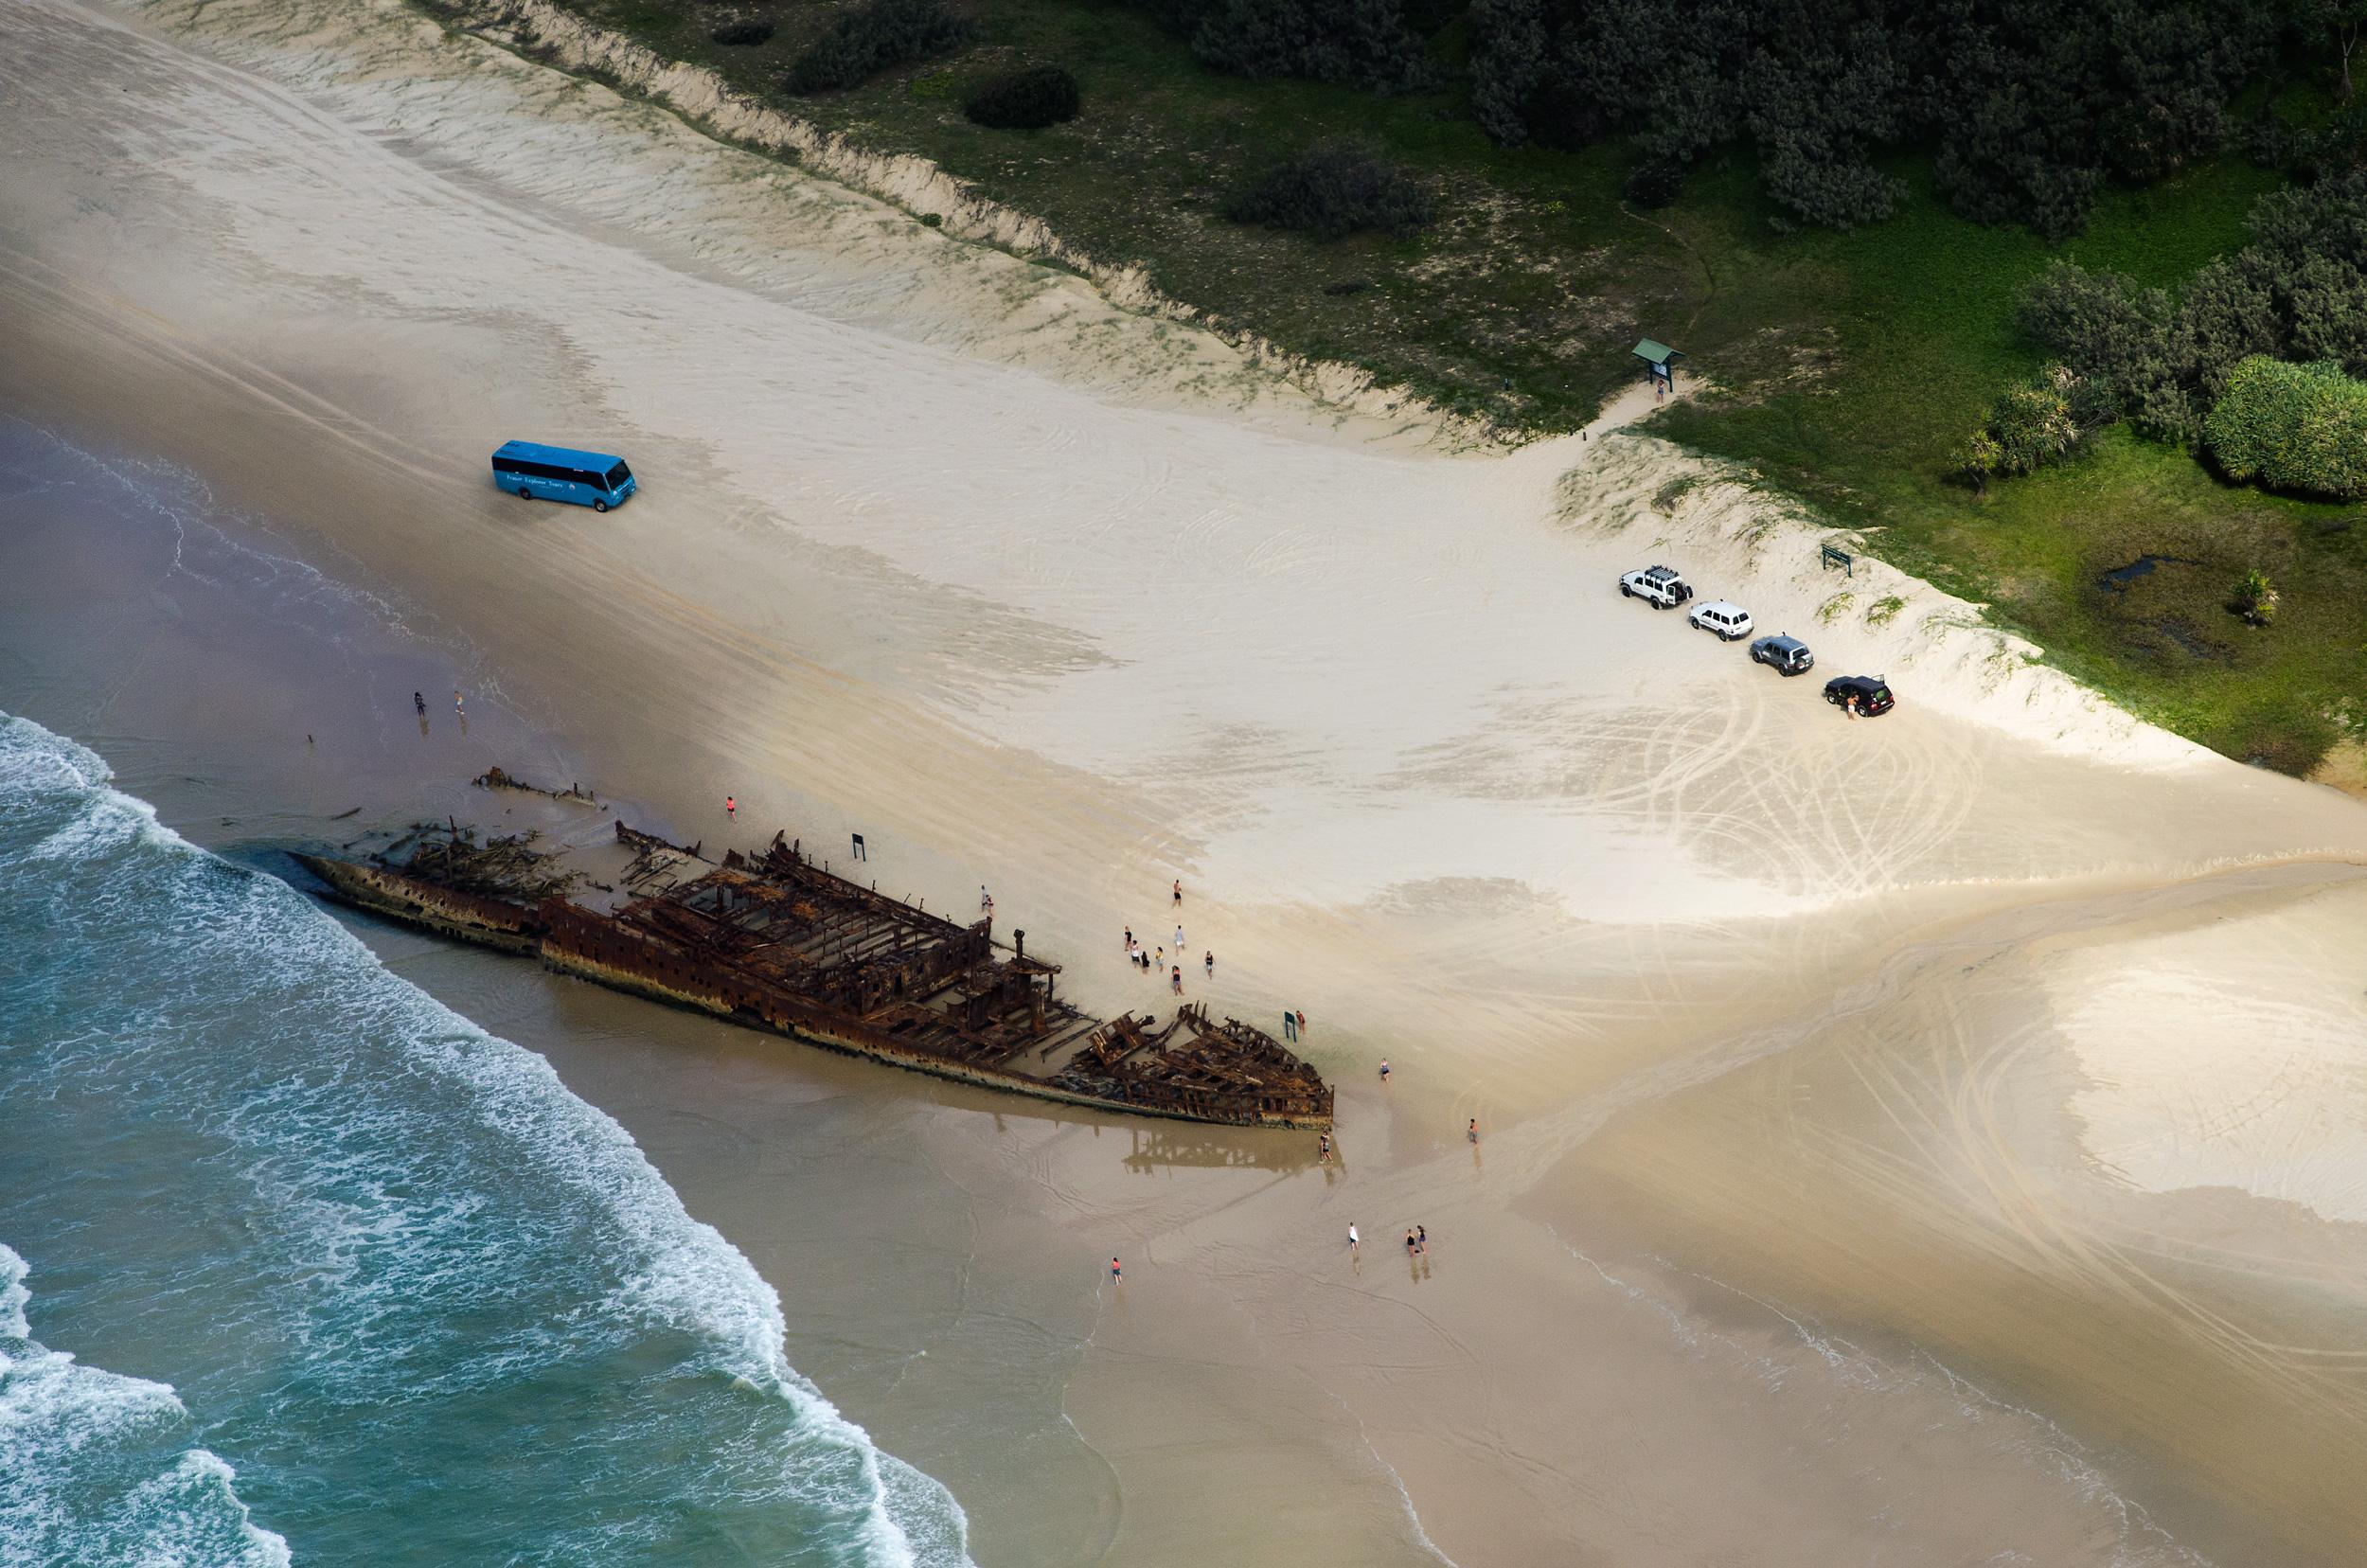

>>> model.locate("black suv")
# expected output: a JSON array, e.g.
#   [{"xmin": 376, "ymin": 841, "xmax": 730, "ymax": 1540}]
[{"xmin": 1822, "ymin": 675, "xmax": 1895, "ymax": 716}]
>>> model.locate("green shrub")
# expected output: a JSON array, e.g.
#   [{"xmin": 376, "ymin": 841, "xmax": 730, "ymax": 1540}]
[
  {"xmin": 964, "ymin": 65, "xmax": 1082, "ymax": 129},
  {"xmin": 2204, "ymin": 356, "xmax": 2367, "ymax": 500},
  {"xmin": 1991, "ymin": 378, "xmax": 2078, "ymax": 474},
  {"xmin": 1223, "ymin": 143, "xmax": 1434, "ymax": 240},
  {"xmin": 710, "ymin": 18, "xmax": 774, "ymax": 45},
  {"xmin": 1955, "ymin": 428, "xmax": 2003, "ymax": 493},
  {"xmin": 2231, "ymin": 566, "xmax": 2279, "ymax": 626},
  {"xmin": 1623, "ymin": 155, "xmax": 1684, "ymax": 209},
  {"xmin": 787, "ymin": 0, "xmax": 971, "ymax": 94}
]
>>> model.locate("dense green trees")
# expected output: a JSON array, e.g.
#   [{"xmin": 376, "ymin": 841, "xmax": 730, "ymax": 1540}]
[
  {"xmin": 1106, "ymin": 0, "xmax": 2347, "ymax": 235},
  {"xmin": 1147, "ymin": 0, "xmax": 1443, "ymax": 93},
  {"xmin": 1966, "ymin": 175, "xmax": 2367, "ymax": 497},
  {"xmin": 1468, "ymin": 0, "xmax": 2282, "ymax": 235},
  {"xmin": 2018, "ymin": 172, "xmax": 2367, "ymax": 442}
]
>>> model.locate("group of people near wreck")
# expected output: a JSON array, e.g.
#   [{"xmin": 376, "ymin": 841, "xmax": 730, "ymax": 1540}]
[
  {"xmin": 1106, "ymin": 879, "xmax": 1463, "ymax": 1288},
  {"xmin": 1117, "ymin": 881, "xmax": 1230, "ymax": 1001},
  {"xmin": 1116, "ymin": 882, "xmax": 1319, "ymax": 1042}
]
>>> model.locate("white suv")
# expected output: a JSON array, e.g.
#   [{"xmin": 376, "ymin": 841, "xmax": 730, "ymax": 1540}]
[
  {"xmin": 1688, "ymin": 600, "xmax": 1754, "ymax": 641},
  {"xmin": 1618, "ymin": 564, "xmax": 1695, "ymax": 609}
]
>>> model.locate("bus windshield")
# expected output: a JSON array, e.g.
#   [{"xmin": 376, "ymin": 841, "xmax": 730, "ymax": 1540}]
[{"xmin": 602, "ymin": 461, "xmax": 631, "ymax": 490}]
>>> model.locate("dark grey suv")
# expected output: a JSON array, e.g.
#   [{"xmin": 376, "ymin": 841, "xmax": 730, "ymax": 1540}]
[{"xmin": 1748, "ymin": 633, "xmax": 1814, "ymax": 676}]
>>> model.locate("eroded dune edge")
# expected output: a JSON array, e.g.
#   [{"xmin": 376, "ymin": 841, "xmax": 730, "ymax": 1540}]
[{"xmin": 426, "ymin": 0, "xmax": 1497, "ymax": 442}]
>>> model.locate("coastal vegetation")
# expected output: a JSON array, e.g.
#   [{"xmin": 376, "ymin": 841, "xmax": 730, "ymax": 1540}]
[
  {"xmin": 1223, "ymin": 143, "xmax": 1434, "ymax": 239},
  {"xmin": 499, "ymin": 0, "xmax": 2367, "ymax": 775},
  {"xmin": 785, "ymin": 0, "xmax": 971, "ymax": 92},
  {"xmin": 2206, "ymin": 356, "xmax": 2367, "ymax": 499},
  {"xmin": 963, "ymin": 62, "xmax": 1081, "ymax": 125}
]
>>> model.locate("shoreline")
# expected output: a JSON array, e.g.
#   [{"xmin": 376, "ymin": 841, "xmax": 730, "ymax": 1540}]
[{"xmin": 9, "ymin": 1, "xmax": 2367, "ymax": 1562}]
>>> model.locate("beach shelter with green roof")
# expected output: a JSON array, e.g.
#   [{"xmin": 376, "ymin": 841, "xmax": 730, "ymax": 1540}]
[{"xmin": 1633, "ymin": 338, "xmax": 1685, "ymax": 387}]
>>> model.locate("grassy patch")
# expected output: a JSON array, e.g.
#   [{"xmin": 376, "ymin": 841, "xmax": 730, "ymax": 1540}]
[{"xmin": 515, "ymin": 0, "xmax": 2365, "ymax": 771}]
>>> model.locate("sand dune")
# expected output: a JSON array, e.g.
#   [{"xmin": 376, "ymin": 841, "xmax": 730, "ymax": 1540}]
[{"xmin": 7, "ymin": 0, "xmax": 2367, "ymax": 1560}]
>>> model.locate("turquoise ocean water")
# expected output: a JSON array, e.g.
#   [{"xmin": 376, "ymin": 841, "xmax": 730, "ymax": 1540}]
[{"xmin": 0, "ymin": 714, "xmax": 970, "ymax": 1565}]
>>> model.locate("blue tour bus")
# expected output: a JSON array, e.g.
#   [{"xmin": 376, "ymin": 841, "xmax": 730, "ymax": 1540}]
[{"xmin": 491, "ymin": 440, "xmax": 637, "ymax": 511}]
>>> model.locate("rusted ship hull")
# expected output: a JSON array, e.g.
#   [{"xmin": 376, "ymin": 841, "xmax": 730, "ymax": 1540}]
[
  {"xmin": 300, "ymin": 855, "xmax": 543, "ymax": 955},
  {"xmin": 291, "ymin": 820, "xmax": 1331, "ymax": 1131}
]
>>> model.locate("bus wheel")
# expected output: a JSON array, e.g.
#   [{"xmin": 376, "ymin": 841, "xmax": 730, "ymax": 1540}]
[
  {"xmin": 516, "ymin": 485, "xmax": 531, "ymax": 499},
  {"xmin": 593, "ymin": 500, "xmax": 608, "ymax": 513}
]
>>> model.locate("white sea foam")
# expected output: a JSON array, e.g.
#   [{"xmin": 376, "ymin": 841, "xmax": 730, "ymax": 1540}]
[{"xmin": 0, "ymin": 1245, "xmax": 293, "ymax": 1568}]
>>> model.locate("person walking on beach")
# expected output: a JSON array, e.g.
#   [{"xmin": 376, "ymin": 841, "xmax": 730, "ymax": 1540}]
[
  {"xmin": 1379, "ymin": 1059, "xmax": 1391, "ymax": 1084},
  {"xmin": 725, "ymin": 795, "xmax": 736, "ymax": 819},
  {"xmin": 1318, "ymin": 1132, "xmax": 1331, "ymax": 1163},
  {"xmin": 1416, "ymin": 1225, "xmax": 1427, "ymax": 1255},
  {"xmin": 1170, "ymin": 965, "xmax": 1183, "ymax": 995},
  {"xmin": 1203, "ymin": 950, "xmax": 1214, "ymax": 978},
  {"xmin": 1296, "ymin": 1009, "xmax": 1307, "ymax": 1037},
  {"xmin": 413, "ymin": 691, "xmax": 426, "ymax": 718},
  {"xmin": 1154, "ymin": 946, "xmax": 1164, "ymax": 969},
  {"xmin": 1406, "ymin": 1228, "xmax": 1418, "ymax": 1259},
  {"xmin": 454, "ymin": 689, "xmax": 465, "ymax": 715},
  {"xmin": 1173, "ymin": 922, "xmax": 1184, "ymax": 951},
  {"xmin": 1172, "ymin": 879, "xmax": 1183, "ymax": 906},
  {"xmin": 1845, "ymin": 695, "xmax": 1860, "ymax": 721},
  {"xmin": 1110, "ymin": 1256, "xmax": 1121, "ymax": 1283},
  {"xmin": 1124, "ymin": 926, "xmax": 1133, "ymax": 953},
  {"xmin": 980, "ymin": 886, "xmax": 992, "ymax": 918},
  {"xmin": 1468, "ymin": 1118, "xmax": 1479, "ymax": 1144},
  {"xmin": 1347, "ymin": 1223, "xmax": 1359, "ymax": 1257},
  {"xmin": 1283, "ymin": 1010, "xmax": 1297, "ymax": 1042}
]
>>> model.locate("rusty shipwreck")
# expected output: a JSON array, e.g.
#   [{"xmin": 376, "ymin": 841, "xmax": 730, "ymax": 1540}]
[{"xmin": 292, "ymin": 814, "xmax": 1331, "ymax": 1131}]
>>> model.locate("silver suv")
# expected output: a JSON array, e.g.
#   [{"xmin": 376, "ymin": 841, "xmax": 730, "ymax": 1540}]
[
  {"xmin": 1749, "ymin": 633, "xmax": 1814, "ymax": 675},
  {"xmin": 1618, "ymin": 564, "xmax": 1694, "ymax": 609}
]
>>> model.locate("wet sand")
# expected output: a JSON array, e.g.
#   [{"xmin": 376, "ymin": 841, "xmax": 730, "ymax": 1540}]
[{"xmin": 8, "ymin": 0, "xmax": 2367, "ymax": 1561}]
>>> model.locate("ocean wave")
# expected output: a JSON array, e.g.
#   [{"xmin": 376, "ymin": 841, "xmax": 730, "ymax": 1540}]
[
  {"xmin": 0, "ymin": 713, "xmax": 971, "ymax": 1565},
  {"xmin": 0, "ymin": 1245, "xmax": 293, "ymax": 1568}
]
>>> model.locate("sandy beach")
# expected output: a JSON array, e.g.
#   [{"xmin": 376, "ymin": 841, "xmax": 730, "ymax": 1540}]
[{"xmin": 8, "ymin": 0, "xmax": 2367, "ymax": 1561}]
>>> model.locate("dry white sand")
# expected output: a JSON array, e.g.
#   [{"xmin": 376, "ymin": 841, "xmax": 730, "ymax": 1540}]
[{"xmin": 8, "ymin": 0, "xmax": 2367, "ymax": 1561}]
